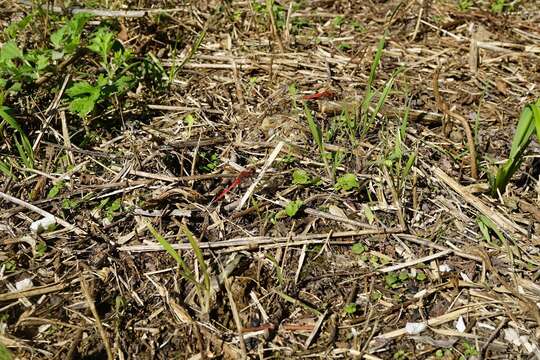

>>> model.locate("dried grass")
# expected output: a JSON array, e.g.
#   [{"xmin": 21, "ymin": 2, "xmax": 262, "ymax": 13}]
[{"xmin": 1, "ymin": 0, "xmax": 539, "ymax": 359}]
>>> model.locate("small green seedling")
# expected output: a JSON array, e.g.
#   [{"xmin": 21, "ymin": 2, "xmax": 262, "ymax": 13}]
[
  {"xmin": 147, "ymin": 223, "xmax": 193, "ymax": 279},
  {"xmin": 184, "ymin": 114, "xmax": 195, "ymax": 126},
  {"xmin": 0, "ymin": 105, "xmax": 34, "ymax": 169},
  {"xmin": 304, "ymin": 102, "xmax": 324, "ymax": 152},
  {"xmin": 371, "ymin": 290, "xmax": 382, "ymax": 301},
  {"xmin": 360, "ymin": 32, "xmax": 387, "ymax": 137},
  {"xmin": 460, "ymin": 341, "xmax": 479, "ymax": 359},
  {"xmin": 115, "ymin": 295, "xmax": 126, "ymax": 314},
  {"xmin": 36, "ymin": 241, "xmax": 47, "ymax": 257},
  {"xmin": 105, "ymin": 198, "xmax": 122, "ymax": 221},
  {"xmin": 67, "ymin": 76, "xmax": 108, "ymax": 120},
  {"xmin": 183, "ymin": 225, "xmax": 211, "ymax": 303},
  {"xmin": 292, "ymin": 169, "xmax": 311, "ymax": 185},
  {"xmin": 264, "ymin": 0, "xmax": 287, "ymax": 30},
  {"xmin": 385, "ymin": 271, "xmax": 409, "ymax": 288},
  {"xmin": 147, "ymin": 223, "xmax": 211, "ymax": 314},
  {"xmin": 351, "ymin": 242, "xmax": 366, "ymax": 255},
  {"xmin": 333, "ymin": 16, "xmax": 345, "ymax": 28},
  {"xmin": 2, "ymin": 259, "xmax": 16, "ymax": 272},
  {"xmin": 393, "ymin": 350, "xmax": 409, "ymax": 360},
  {"xmin": 351, "ymin": 20, "xmax": 365, "ymax": 32},
  {"xmin": 0, "ymin": 160, "xmax": 13, "ymax": 179},
  {"xmin": 184, "ymin": 113, "xmax": 195, "ymax": 137},
  {"xmin": 280, "ymin": 154, "xmax": 296, "ymax": 165},
  {"xmin": 50, "ymin": 13, "xmax": 93, "ymax": 57},
  {"xmin": 344, "ymin": 303, "xmax": 357, "ymax": 314},
  {"xmin": 398, "ymin": 271, "xmax": 409, "ymax": 281},
  {"xmin": 47, "ymin": 181, "xmax": 65, "ymax": 198},
  {"xmin": 5, "ymin": 13, "xmax": 34, "ymax": 40},
  {"xmin": 284, "ymin": 200, "xmax": 303, "ymax": 217},
  {"xmin": 292, "ymin": 169, "xmax": 321, "ymax": 186},
  {"xmin": 88, "ymin": 27, "xmax": 116, "ymax": 69},
  {"xmin": 477, "ymin": 215, "xmax": 505, "ymax": 245},
  {"xmin": 490, "ymin": 99, "xmax": 540, "ymax": 195},
  {"xmin": 304, "ymin": 102, "xmax": 332, "ymax": 176},
  {"xmin": 67, "ymin": 24, "xmax": 137, "ymax": 124},
  {"xmin": 277, "ymin": 200, "xmax": 303, "ymax": 219},
  {"xmin": 198, "ymin": 151, "xmax": 220, "ymax": 172},
  {"xmin": 458, "ymin": 0, "xmax": 473, "ymax": 11},
  {"xmin": 335, "ymin": 173, "xmax": 359, "ymax": 191},
  {"xmin": 491, "ymin": 0, "xmax": 513, "ymax": 13},
  {"xmin": 385, "ymin": 273, "xmax": 399, "ymax": 287},
  {"xmin": 337, "ymin": 43, "xmax": 351, "ymax": 51},
  {"xmin": 0, "ymin": 13, "xmax": 91, "ymax": 96},
  {"xmin": 288, "ymin": 83, "xmax": 298, "ymax": 108}
]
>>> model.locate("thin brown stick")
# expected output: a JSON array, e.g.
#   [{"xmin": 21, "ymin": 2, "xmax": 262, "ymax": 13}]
[
  {"xmin": 480, "ymin": 318, "xmax": 508, "ymax": 359},
  {"xmin": 65, "ymin": 329, "xmax": 83, "ymax": 360},
  {"xmin": 118, "ymin": 228, "xmax": 403, "ymax": 252},
  {"xmin": 236, "ymin": 141, "xmax": 285, "ymax": 210},
  {"xmin": 377, "ymin": 250, "xmax": 453, "ymax": 273},
  {"xmin": 382, "ymin": 167, "xmax": 407, "ymax": 230},
  {"xmin": 304, "ymin": 309, "xmax": 328, "ymax": 349},
  {"xmin": 372, "ymin": 306, "xmax": 476, "ymax": 342},
  {"xmin": 433, "ymin": 166, "xmax": 538, "ymax": 243},
  {"xmin": 80, "ymin": 276, "xmax": 114, "ymax": 360},
  {"xmin": 60, "ymin": 111, "xmax": 75, "ymax": 166},
  {"xmin": 18, "ymin": 0, "xmax": 146, "ymax": 17},
  {"xmin": 0, "ymin": 282, "xmax": 67, "ymax": 301},
  {"xmin": 0, "ymin": 191, "xmax": 86, "ymax": 235},
  {"xmin": 433, "ymin": 67, "xmax": 478, "ymax": 179},
  {"xmin": 267, "ymin": 0, "xmax": 284, "ymax": 52},
  {"xmin": 223, "ymin": 275, "xmax": 247, "ymax": 359},
  {"xmin": 110, "ymin": 166, "xmax": 235, "ymax": 182},
  {"xmin": 398, "ymin": 234, "xmax": 483, "ymax": 262}
]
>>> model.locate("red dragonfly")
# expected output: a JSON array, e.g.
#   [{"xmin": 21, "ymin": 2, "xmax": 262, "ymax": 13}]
[
  {"xmin": 212, "ymin": 169, "xmax": 254, "ymax": 203},
  {"xmin": 302, "ymin": 89, "xmax": 335, "ymax": 100}
]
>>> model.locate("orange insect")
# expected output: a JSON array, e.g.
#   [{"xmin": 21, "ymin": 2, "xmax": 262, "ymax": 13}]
[{"xmin": 302, "ymin": 89, "xmax": 335, "ymax": 100}]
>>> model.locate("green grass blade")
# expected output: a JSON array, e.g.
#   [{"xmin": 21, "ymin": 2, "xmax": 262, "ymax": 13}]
[
  {"xmin": 288, "ymin": 83, "xmax": 297, "ymax": 109},
  {"xmin": 371, "ymin": 69, "xmax": 399, "ymax": 122},
  {"xmin": 275, "ymin": 290, "xmax": 322, "ymax": 316},
  {"xmin": 491, "ymin": 99, "xmax": 539, "ymax": 195},
  {"xmin": 531, "ymin": 101, "xmax": 540, "ymax": 141},
  {"xmin": 303, "ymin": 102, "xmax": 323, "ymax": 150},
  {"xmin": 0, "ymin": 106, "xmax": 34, "ymax": 169},
  {"xmin": 402, "ymin": 152, "xmax": 416, "ymax": 182},
  {"xmin": 20, "ymin": 133, "xmax": 34, "ymax": 167},
  {"xmin": 0, "ymin": 343, "xmax": 13, "ymax": 360},
  {"xmin": 265, "ymin": 253, "xmax": 284, "ymax": 288},
  {"xmin": 15, "ymin": 139, "xmax": 30, "ymax": 168},
  {"xmin": 400, "ymin": 97, "xmax": 411, "ymax": 141},
  {"xmin": 182, "ymin": 225, "xmax": 211, "ymax": 292},
  {"xmin": 146, "ymin": 223, "xmax": 196, "ymax": 283},
  {"xmin": 509, "ymin": 104, "xmax": 534, "ymax": 159},
  {"xmin": 360, "ymin": 90, "xmax": 375, "ymax": 120},
  {"xmin": 367, "ymin": 32, "xmax": 386, "ymax": 90},
  {"xmin": 362, "ymin": 68, "xmax": 400, "ymax": 137},
  {"xmin": 178, "ymin": 28, "xmax": 207, "ymax": 69},
  {"xmin": 0, "ymin": 106, "xmax": 22, "ymax": 132},
  {"xmin": 0, "ymin": 160, "xmax": 14, "ymax": 179},
  {"xmin": 360, "ymin": 31, "xmax": 386, "ymax": 113}
]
